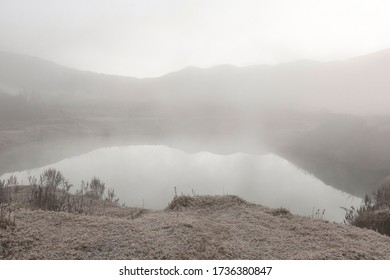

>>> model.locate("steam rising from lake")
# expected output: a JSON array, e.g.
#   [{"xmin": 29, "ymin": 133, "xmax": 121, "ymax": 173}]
[{"xmin": 1, "ymin": 145, "xmax": 361, "ymax": 222}]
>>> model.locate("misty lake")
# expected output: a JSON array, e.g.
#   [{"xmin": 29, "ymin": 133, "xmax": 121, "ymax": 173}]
[{"xmin": 1, "ymin": 145, "xmax": 361, "ymax": 222}]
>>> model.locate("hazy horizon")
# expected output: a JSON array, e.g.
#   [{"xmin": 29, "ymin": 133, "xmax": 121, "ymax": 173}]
[
  {"xmin": 3, "ymin": 48, "xmax": 390, "ymax": 79},
  {"xmin": 2, "ymin": 0, "xmax": 390, "ymax": 78}
]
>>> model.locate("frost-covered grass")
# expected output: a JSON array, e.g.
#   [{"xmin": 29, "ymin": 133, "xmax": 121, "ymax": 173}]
[{"xmin": 1, "ymin": 194, "xmax": 390, "ymax": 259}]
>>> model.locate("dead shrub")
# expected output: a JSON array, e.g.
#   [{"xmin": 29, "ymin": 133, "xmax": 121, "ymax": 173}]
[
  {"xmin": 29, "ymin": 168, "xmax": 72, "ymax": 211},
  {"xmin": 0, "ymin": 204, "xmax": 15, "ymax": 230},
  {"xmin": 0, "ymin": 180, "xmax": 12, "ymax": 204},
  {"xmin": 344, "ymin": 183, "xmax": 390, "ymax": 236},
  {"xmin": 88, "ymin": 177, "xmax": 105, "ymax": 199},
  {"xmin": 352, "ymin": 208, "xmax": 390, "ymax": 236}
]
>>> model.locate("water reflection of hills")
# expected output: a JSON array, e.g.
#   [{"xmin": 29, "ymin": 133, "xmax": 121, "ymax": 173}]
[{"xmin": 1, "ymin": 145, "xmax": 361, "ymax": 222}]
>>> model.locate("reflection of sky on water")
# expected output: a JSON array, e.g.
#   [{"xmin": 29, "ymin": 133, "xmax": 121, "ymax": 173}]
[{"xmin": 1, "ymin": 145, "xmax": 362, "ymax": 222}]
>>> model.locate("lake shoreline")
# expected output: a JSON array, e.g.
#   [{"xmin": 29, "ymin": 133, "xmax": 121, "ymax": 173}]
[{"xmin": 1, "ymin": 145, "xmax": 362, "ymax": 223}]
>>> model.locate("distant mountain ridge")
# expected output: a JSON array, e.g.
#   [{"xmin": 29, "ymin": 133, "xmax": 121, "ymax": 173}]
[{"xmin": 1, "ymin": 49, "xmax": 390, "ymax": 114}]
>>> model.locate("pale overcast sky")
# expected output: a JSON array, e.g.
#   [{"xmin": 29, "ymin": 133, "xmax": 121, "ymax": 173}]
[{"xmin": 1, "ymin": 0, "xmax": 390, "ymax": 77}]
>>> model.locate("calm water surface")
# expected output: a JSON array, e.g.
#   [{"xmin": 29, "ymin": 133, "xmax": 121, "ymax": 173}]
[{"xmin": 1, "ymin": 145, "xmax": 361, "ymax": 222}]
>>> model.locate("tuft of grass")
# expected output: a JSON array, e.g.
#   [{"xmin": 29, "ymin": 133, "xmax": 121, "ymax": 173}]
[
  {"xmin": 344, "ymin": 183, "xmax": 390, "ymax": 236},
  {"xmin": 167, "ymin": 195, "xmax": 194, "ymax": 211},
  {"xmin": 311, "ymin": 208, "xmax": 326, "ymax": 220},
  {"xmin": 270, "ymin": 207, "xmax": 291, "ymax": 217},
  {"xmin": 0, "ymin": 204, "xmax": 15, "ymax": 230},
  {"xmin": 352, "ymin": 208, "xmax": 390, "ymax": 236}
]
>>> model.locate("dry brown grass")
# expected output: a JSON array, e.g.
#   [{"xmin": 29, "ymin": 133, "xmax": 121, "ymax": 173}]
[
  {"xmin": 269, "ymin": 207, "xmax": 292, "ymax": 217},
  {"xmin": 167, "ymin": 195, "xmax": 248, "ymax": 211},
  {"xmin": 1, "ymin": 194, "xmax": 390, "ymax": 260}
]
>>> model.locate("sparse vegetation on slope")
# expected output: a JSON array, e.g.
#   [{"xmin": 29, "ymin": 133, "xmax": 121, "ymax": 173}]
[
  {"xmin": 2, "ymin": 170, "xmax": 390, "ymax": 259},
  {"xmin": 1, "ymin": 189, "xmax": 390, "ymax": 259},
  {"xmin": 1, "ymin": 169, "xmax": 123, "ymax": 216},
  {"xmin": 344, "ymin": 182, "xmax": 390, "ymax": 236},
  {"xmin": 0, "ymin": 180, "xmax": 15, "ymax": 230}
]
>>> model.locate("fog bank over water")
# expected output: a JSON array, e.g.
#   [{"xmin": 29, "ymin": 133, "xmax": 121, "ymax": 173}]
[{"xmin": 1, "ymin": 145, "xmax": 362, "ymax": 222}]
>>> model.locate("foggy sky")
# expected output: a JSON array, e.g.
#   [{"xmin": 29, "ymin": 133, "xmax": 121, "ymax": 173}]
[{"xmin": 1, "ymin": 0, "xmax": 390, "ymax": 77}]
